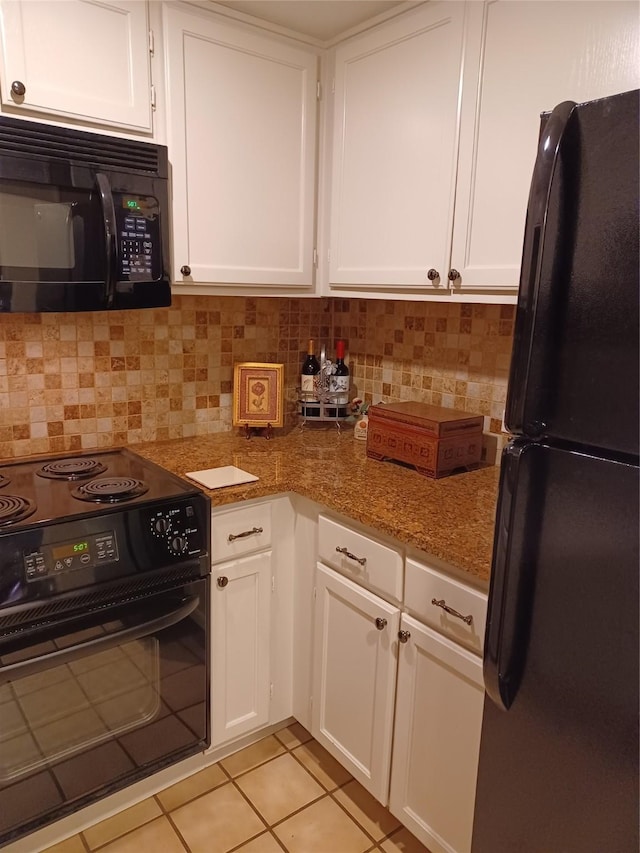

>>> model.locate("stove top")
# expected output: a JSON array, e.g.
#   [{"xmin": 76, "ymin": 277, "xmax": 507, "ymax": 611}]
[
  {"xmin": 0, "ymin": 448, "xmax": 198, "ymax": 530},
  {"xmin": 0, "ymin": 449, "xmax": 211, "ymax": 618}
]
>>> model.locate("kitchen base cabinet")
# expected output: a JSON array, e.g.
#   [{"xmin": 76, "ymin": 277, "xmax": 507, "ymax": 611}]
[
  {"xmin": 389, "ymin": 614, "xmax": 484, "ymax": 853},
  {"xmin": 211, "ymin": 551, "xmax": 272, "ymax": 747},
  {"xmin": 311, "ymin": 563, "xmax": 400, "ymax": 803}
]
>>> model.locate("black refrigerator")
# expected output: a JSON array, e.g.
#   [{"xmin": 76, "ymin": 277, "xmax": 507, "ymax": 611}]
[{"xmin": 472, "ymin": 89, "xmax": 639, "ymax": 853}]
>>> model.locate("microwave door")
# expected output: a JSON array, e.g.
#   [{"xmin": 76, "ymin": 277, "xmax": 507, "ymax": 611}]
[{"xmin": 0, "ymin": 178, "xmax": 108, "ymax": 312}]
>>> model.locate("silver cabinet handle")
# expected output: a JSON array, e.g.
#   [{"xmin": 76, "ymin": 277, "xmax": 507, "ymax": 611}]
[
  {"xmin": 447, "ymin": 268, "xmax": 461, "ymax": 282},
  {"xmin": 375, "ymin": 617, "xmax": 387, "ymax": 631},
  {"xmin": 228, "ymin": 526, "xmax": 263, "ymax": 542},
  {"xmin": 335, "ymin": 546, "xmax": 366, "ymax": 566},
  {"xmin": 217, "ymin": 576, "xmax": 228, "ymax": 588},
  {"xmin": 398, "ymin": 630, "xmax": 411, "ymax": 644},
  {"xmin": 431, "ymin": 598, "xmax": 473, "ymax": 625},
  {"xmin": 427, "ymin": 268, "xmax": 440, "ymax": 281},
  {"xmin": 11, "ymin": 80, "xmax": 26, "ymax": 97}
]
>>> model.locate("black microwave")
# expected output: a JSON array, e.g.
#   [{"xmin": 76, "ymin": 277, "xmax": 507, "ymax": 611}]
[{"xmin": 0, "ymin": 116, "xmax": 171, "ymax": 312}]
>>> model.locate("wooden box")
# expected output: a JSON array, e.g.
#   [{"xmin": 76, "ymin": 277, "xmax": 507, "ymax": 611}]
[{"xmin": 366, "ymin": 402, "xmax": 483, "ymax": 478}]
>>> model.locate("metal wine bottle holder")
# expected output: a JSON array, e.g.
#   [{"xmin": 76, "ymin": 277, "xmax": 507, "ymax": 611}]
[{"xmin": 298, "ymin": 344, "xmax": 349, "ymax": 430}]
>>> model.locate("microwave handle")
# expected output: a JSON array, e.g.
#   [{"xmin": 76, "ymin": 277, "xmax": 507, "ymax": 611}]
[{"xmin": 95, "ymin": 172, "xmax": 117, "ymax": 308}]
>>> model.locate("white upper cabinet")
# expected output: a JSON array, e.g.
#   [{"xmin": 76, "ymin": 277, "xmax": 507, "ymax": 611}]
[
  {"xmin": 164, "ymin": 4, "xmax": 318, "ymax": 289},
  {"xmin": 0, "ymin": 0, "xmax": 152, "ymax": 131},
  {"xmin": 451, "ymin": 0, "xmax": 640, "ymax": 295},
  {"xmin": 325, "ymin": 0, "xmax": 639, "ymax": 300},
  {"xmin": 328, "ymin": 2, "xmax": 465, "ymax": 292}
]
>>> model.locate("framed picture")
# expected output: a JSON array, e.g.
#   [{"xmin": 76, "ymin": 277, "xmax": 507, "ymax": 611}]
[{"xmin": 233, "ymin": 362, "xmax": 284, "ymax": 428}]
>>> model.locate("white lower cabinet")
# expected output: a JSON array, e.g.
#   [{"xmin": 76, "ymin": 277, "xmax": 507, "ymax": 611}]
[
  {"xmin": 389, "ymin": 613, "xmax": 485, "ymax": 853},
  {"xmin": 311, "ymin": 563, "xmax": 400, "ymax": 803},
  {"xmin": 211, "ymin": 551, "xmax": 272, "ymax": 746}
]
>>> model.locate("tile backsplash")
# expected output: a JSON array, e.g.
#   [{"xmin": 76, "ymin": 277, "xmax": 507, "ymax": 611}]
[{"xmin": 0, "ymin": 295, "xmax": 514, "ymax": 460}]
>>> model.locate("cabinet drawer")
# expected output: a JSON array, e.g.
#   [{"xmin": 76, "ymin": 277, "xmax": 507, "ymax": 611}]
[
  {"xmin": 318, "ymin": 515, "xmax": 403, "ymax": 602},
  {"xmin": 405, "ymin": 557, "xmax": 487, "ymax": 655},
  {"xmin": 212, "ymin": 503, "xmax": 272, "ymax": 563}
]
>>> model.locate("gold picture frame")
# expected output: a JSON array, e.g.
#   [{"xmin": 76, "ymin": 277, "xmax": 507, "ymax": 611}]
[{"xmin": 233, "ymin": 362, "xmax": 284, "ymax": 429}]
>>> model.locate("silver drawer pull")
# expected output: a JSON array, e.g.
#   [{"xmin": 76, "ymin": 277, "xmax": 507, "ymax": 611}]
[
  {"xmin": 228, "ymin": 526, "xmax": 263, "ymax": 542},
  {"xmin": 375, "ymin": 617, "xmax": 387, "ymax": 631},
  {"xmin": 336, "ymin": 546, "xmax": 366, "ymax": 566},
  {"xmin": 431, "ymin": 598, "xmax": 473, "ymax": 626}
]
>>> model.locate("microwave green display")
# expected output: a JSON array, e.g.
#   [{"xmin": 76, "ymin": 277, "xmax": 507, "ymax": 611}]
[
  {"xmin": 52, "ymin": 541, "xmax": 89, "ymax": 560},
  {"xmin": 124, "ymin": 199, "xmax": 141, "ymax": 210}
]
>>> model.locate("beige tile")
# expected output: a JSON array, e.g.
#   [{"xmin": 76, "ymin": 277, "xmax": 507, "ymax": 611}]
[
  {"xmin": 82, "ymin": 798, "xmax": 161, "ymax": 849},
  {"xmin": 293, "ymin": 740, "xmax": 352, "ymax": 791},
  {"xmin": 274, "ymin": 722, "xmax": 312, "ymax": 750},
  {"xmin": 220, "ymin": 735, "xmax": 285, "ymax": 778},
  {"xmin": 42, "ymin": 836, "xmax": 86, "ymax": 853},
  {"xmin": 274, "ymin": 796, "xmax": 372, "ymax": 853},
  {"xmin": 333, "ymin": 780, "xmax": 401, "ymax": 841},
  {"xmin": 171, "ymin": 782, "xmax": 265, "ymax": 853},
  {"xmin": 380, "ymin": 827, "xmax": 433, "ymax": 853},
  {"xmin": 97, "ymin": 816, "xmax": 185, "ymax": 853},
  {"xmin": 234, "ymin": 832, "xmax": 284, "ymax": 853},
  {"xmin": 156, "ymin": 763, "xmax": 227, "ymax": 811},
  {"xmin": 236, "ymin": 753, "xmax": 324, "ymax": 824}
]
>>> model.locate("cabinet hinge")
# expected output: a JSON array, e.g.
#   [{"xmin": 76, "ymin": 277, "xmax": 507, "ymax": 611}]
[
  {"xmin": 313, "ymin": 586, "xmax": 317, "ymax": 599},
  {"xmin": 313, "ymin": 248, "xmax": 318, "ymax": 268},
  {"xmin": 316, "ymin": 80, "xmax": 321, "ymax": 100},
  {"xmin": 150, "ymin": 85, "xmax": 156, "ymax": 110},
  {"xmin": 331, "ymin": 77, "xmax": 335, "ymax": 95},
  {"xmin": 148, "ymin": 29, "xmax": 155, "ymax": 56},
  {"xmin": 271, "ymin": 576, "xmax": 275, "ymax": 593}
]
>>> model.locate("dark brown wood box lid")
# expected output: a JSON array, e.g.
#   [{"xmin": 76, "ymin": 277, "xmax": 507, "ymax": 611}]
[{"xmin": 367, "ymin": 402, "xmax": 483, "ymax": 437}]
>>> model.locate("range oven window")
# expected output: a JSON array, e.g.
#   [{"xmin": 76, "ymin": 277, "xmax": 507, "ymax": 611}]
[{"xmin": 0, "ymin": 577, "xmax": 209, "ymax": 846}]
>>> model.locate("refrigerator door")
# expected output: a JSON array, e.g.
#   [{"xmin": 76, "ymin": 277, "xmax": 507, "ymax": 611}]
[
  {"xmin": 473, "ymin": 441, "xmax": 639, "ymax": 853},
  {"xmin": 506, "ymin": 89, "xmax": 639, "ymax": 457}
]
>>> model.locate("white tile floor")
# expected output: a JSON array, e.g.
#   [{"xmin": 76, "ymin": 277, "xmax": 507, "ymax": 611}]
[{"xmin": 42, "ymin": 723, "xmax": 433, "ymax": 853}]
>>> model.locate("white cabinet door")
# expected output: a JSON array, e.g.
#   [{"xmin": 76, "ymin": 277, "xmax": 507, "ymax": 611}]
[
  {"xmin": 0, "ymin": 0, "xmax": 152, "ymax": 130},
  {"xmin": 211, "ymin": 551, "xmax": 272, "ymax": 746},
  {"xmin": 164, "ymin": 4, "xmax": 318, "ymax": 288},
  {"xmin": 451, "ymin": 0, "xmax": 640, "ymax": 294},
  {"xmin": 312, "ymin": 563, "xmax": 400, "ymax": 803},
  {"xmin": 328, "ymin": 1, "xmax": 465, "ymax": 291},
  {"xmin": 389, "ymin": 614, "xmax": 484, "ymax": 853}
]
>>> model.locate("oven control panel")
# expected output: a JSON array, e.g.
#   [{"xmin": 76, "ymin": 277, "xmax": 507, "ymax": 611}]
[
  {"xmin": 23, "ymin": 530, "xmax": 119, "ymax": 580},
  {"xmin": 148, "ymin": 503, "xmax": 202, "ymax": 557}
]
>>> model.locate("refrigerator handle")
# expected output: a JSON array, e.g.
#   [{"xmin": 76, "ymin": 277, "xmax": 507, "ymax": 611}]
[
  {"xmin": 483, "ymin": 441, "xmax": 533, "ymax": 710},
  {"xmin": 505, "ymin": 100, "xmax": 576, "ymax": 435}
]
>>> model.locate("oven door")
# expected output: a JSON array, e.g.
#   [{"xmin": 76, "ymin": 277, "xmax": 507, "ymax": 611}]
[{"xmin": 0, "ymin": 576, "xmax": 209, "ymax": 846}]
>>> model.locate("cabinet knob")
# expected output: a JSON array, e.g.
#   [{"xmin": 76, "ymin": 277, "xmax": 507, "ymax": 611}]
[
  {"xmin": 11, "ymin": 80, "xmax": 26, "ymax": 97},
  {"xmin": 180, "ymin": 264, "xmax": 191, "ymax": 276},
  {"xmin": 447, "ymin": 268, "xmax": 461, "ymax": 282},
  {"xmin": 217, "ymin": 576, "xmax": 229, "ymax": 588},
  {"xmin": 375, "ymin": 617, "xmax": 387, "ymax": 631},
  {"xmin": 398, "ymin": 630, "xmax": 411, "ymax": 644},
  {"xmin": 427, "ymin": 268, "xmax": 440, "ymax": 281}
]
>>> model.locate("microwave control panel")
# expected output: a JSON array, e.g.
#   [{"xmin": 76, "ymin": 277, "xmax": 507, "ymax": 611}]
[{"xmin": 115, "ymin": 194, "xmax": 162, "ymax": 282}]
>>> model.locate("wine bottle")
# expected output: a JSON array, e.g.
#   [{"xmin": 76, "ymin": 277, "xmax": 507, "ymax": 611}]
[
  {"xmin": 301, "ymin": 339, "xmax": 320, "ymax": 417},
  {"xmin": 330, "ymin": 340, "xmax": 350, "ymax": 418}
]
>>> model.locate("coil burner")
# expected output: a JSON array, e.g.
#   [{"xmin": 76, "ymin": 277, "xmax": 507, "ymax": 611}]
[
  {"xmin": 72, "ymin": 477, "xmax": 149, "ymax": 503},
  {"xmin": 0, "ymin": 495, "xmax": 36, "ymax": 526},
  {"xmin": 38, "ymin": 458, "xmax": 108, "ymax": 481}
]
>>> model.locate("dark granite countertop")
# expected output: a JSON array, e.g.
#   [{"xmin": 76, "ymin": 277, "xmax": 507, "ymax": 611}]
[{"xmin": 134, "ymin": 428, "xmax": 499, "ymax": 584}]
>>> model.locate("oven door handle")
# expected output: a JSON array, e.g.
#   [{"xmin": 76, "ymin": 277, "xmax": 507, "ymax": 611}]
[{"xmin": 0, "ymin": 594, "xmax": 200, "ymax": 685}]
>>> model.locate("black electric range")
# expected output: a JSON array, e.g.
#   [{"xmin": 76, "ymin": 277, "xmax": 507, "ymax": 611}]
[{"xmin": 0, "ymin": 447, "xmax": 211, "ymax": 622}]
